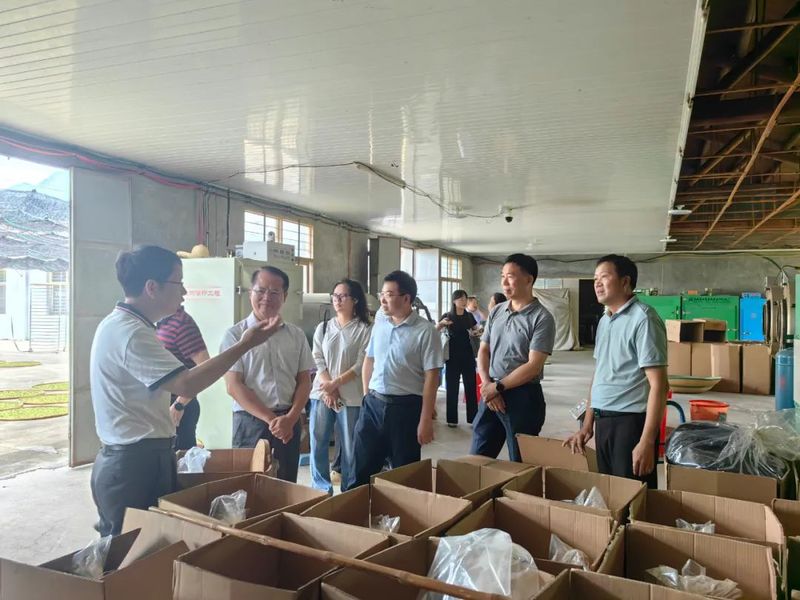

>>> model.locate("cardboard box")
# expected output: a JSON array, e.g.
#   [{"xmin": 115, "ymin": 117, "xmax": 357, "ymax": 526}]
[
  {"xmin": 516, "ymin": 435, "xmax": 598, "ymax": 471},
  {"xmin": 0, "ymin": 528, "xmax": 188, "ymax": 600},
  {"xmin": 174, "ymin": 513, "xmax": 391, "ymax": 600},
  {"xmin": 666, "ymin": 463, "xmax": 788, "ymax": 506},
  {"xmin": 626, "ymin": 522, "xmax": 776, "ymax": 600},
  {"xmin": 694, "ymin": 318, "xmax": 728, "ymax": 342},
  {"xmin": 158, "ymin": 473, "xmax": 327, "ymax": 529},
  {"xmin": 668, "ymin": 342, "xmax": 692, "ymax": 376},
  {"xmin": 773, "ymin": 499, "xmax": 800, "ymax": 597},
  {"xmin": 372, "ymin": 459, "xmax": 518, "ymax": 507},
  {"xmin": 742, "ymin": 344, "xmax": 773, "ymax": 395},
  {"xmin": 320, "ymin": 537, "xmax": 555, "ymax": 600},
  {"xmin": 451, "ymin": 454, "xmax": 539, "ymax": 475},
  {"xmin": 177, "ymin": 439, "xmax": 273, "ymax": 488},
  {"xmin": 300, "ymin": 483, "xmax": 471, "ymax": 540},
  {"xmin": 711, "ymin": 343, "xmax": 741, "ymax": 393},
  {"xmin": 690, "ymin": 342, "xmax": 712, "ymax": 377},
  {"xmin": 666, "ymin": 320, "xmax": 704, "ymax": 343},
  {"xmin": 446, "ymin": 497, "xmax": 622, "ymax": 575},
  {"xmin": 504, "ymin": 467, "xmax": 645, "ymax": 524},
  {"xmin": 534, "ymin": 569, "xmax": 708, "ymax": 600},
  {"xmin": 630, "ymin": 490, "xmax": 784, "ymax": 554}
]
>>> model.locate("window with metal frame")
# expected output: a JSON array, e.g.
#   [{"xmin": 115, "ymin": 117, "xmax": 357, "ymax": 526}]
[
  {"xmin": 400, "ymin": 246, "xmax": 415, "ymax": 276},
  {"xmin": 47, "ymin": 271, "xmax": 68, "ymax": 315},
  {"xmin": 439, "ymin": 254, "xmax": 463, "ymax": 317},
  {"xmin": 0, "ymin": 270, "xmax": 6, "ymax": 315},
  {"xmin": 243, "ymin": 210, "xmax": 314, "ymax": 292}
]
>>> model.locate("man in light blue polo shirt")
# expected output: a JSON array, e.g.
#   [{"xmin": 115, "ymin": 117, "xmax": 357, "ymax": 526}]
[
  {"xmin": 564, "ymin": 254, "xmax": 667, "ymax": 488},
  {"xmin": 344, "ymin": 270, "xmax": 443, "ymax": 490}
]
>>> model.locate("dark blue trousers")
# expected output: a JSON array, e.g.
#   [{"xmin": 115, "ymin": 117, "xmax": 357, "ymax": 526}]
[
  {"xmin": 469, "ymin": 383, "xmax": 546, "ymax": 462},
  {"xmin": 344, "ymin": 391, "xmax": 422, "ymax": 490}
]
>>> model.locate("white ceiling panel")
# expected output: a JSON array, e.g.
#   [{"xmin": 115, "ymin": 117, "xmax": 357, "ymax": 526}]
[{"xmin": 0, "ymin": 0, "xmax": 706, "ymax": 256}]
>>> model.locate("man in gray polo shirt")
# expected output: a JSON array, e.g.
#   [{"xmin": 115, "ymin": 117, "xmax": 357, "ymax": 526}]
[
  {"xmin": 344, "ymin": 270, "xmax": 443, "ymax": 490},
  {"xmin": 221, "ymin": 266, "xmax": 314, "ymax": 483},
  {"xmin": 564, "ymin": 254, "xmax": 667, "ymax": 488},
  {"xmin": 470, "ymin": 254, "xmax": 555, "ymax": 462}
]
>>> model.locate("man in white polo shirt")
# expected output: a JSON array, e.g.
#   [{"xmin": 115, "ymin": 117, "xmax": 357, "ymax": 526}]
[
  {"xmin": 90, "ymin": 246, "xmax": 280, "ymax": 536},
  {"xmin": 221, "ymin": 266, "xmax": 314, "ymax": 483}
]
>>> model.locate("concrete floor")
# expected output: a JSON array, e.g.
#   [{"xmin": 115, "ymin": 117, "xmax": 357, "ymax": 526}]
[{"xmin": 0, "ymin": 349, "xmax": 775, "ymax": 566}]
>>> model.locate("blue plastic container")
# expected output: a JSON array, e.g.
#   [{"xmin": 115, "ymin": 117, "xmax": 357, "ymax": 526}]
[{"xmin": 775, "ymin": 347, "xmax": 794, "ymax": 410}]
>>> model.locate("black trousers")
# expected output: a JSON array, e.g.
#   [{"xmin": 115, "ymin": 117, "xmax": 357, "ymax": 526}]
[
  {"xmin": 171, "ymin": 395, "xmax": 200, "ymax": 451},
  {"xmin": 90, "ymin": 438, "xmax": 177, "ymax": 537},
  {"xmin": 445, "ymin": 354, "xmax": 478, "ymax": 425},
  {"xmin": 594, "ymin": 410, "xmax": 659, "ymax": 489},
  {"xmin": 233, "ymin": 410, "xmax": 301, "ymax": 483}
]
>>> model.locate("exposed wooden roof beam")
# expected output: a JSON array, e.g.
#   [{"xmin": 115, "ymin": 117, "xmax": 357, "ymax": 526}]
[{"xmin": 730, "ymin": 188, "xmax": 800, "ymax": 246}]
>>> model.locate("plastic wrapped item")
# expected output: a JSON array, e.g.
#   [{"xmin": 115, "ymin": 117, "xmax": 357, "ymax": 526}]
[
  {"xmin": 548, "ymin": 534, "xmax": 590, "ymax": 570},
  {"xmin": 665, "ymin": 421, "xmax": 789, "ymax": 479},
  {"xmin": 562, "ymin": 486, "xmax": 608, "ymax": 510},
  {"xmin": 647, "ymin": 559, "xmax": 742, "ymax": 598},
  {"xmin": 209, "ymin": 489, "xmax": 247, "ymax": 524},
  {"xmin": 370, "ymin": 514, "xmax": 401, "ymax": 533},
  {"xmin": 177, "ymin": 446, "xmax": 211, "ymax": 473},
  {"xmin": 419, "ymin": 528, "xmax": 540, "ymax": 600},
  {"xmin": 71, "ymin": 535, "xmax": 112, "ymax": 579},
  {"xmin": 676, "ymin": 518, "xmax": 715, "ymax": 534},
  {"xmin": 569, "ymin": 399, "xmax": 587, "ymax": 421}
]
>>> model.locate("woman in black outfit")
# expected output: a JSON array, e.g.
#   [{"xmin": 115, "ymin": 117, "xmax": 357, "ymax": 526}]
[{"xmin": 437, "ymin": 289, "xmax": 480, "ymax": 427}]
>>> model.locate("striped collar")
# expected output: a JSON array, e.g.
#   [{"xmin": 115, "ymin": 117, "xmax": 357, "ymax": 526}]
[{"xmin": 115, "ymin": 302, "xmax": 155, "ymax": 329}]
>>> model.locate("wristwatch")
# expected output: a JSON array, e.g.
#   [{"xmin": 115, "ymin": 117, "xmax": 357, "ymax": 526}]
[
  {"xmin": 173, "ymin": 401, "xmax": 185, "ymax": 412},
  {"xmin": 495, "ymin": 380, "xmax": 506, "ymax": 393}
]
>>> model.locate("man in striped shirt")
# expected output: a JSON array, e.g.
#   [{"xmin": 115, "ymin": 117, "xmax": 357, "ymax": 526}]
[{"xmin": 156, "ymin": 306, "xmax": 210, "ymax": 450}]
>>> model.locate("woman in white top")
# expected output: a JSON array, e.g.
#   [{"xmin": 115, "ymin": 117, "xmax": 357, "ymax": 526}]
[{"xmin": 309, "ymin": 279, "xmax": 372, "ymax": 493}]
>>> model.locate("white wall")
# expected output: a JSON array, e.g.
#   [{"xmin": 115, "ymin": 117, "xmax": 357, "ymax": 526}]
[{"xmin": 0, "ymin": 269, "xmax": 50, "ymax": 341}]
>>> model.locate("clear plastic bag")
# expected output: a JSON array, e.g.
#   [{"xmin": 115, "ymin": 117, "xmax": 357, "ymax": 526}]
[
  {"xmin": 562, "ymin": 486, "xmax": 608, "ymax": 510},
  {"xmin": 71, "ymin": 535, "xmax": 112, "ymax": 579},
  {"xmin": 419, "ymin": 528, "xmax": 540, "ymax": 600},
  {"xmin": 647, "ymin": 559, "xmax": 742, "ymax": 598},
  {"xmin": 209, "ymin": 489, "xmax": 247, "ymax": 524},
  {"xmin": 548, "ymin": 534, "xmax": 590, "ymax": 570},
  {"xmin": 370, "ymin": 514, "xmax": 400, "ymax": 533},
  {"xmin": 177, "ymin": 446, "xmax": 211, "ymax": 473},
  {"xmin": 676, "ymin": 518, "xmax": 715, "ymax": 534},
  {"xmin": 569, "ymin": 399, "xmax": 587, "ymax": 421}
]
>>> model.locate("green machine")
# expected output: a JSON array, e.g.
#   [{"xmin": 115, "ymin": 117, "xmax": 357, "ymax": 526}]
[
  {"xmin": 636, "ymin": 293, "xmax": 682, "ymax": 323},
  {"xmin": 681, "ymin": 295, "xmax": 739, "ymax": 341}
]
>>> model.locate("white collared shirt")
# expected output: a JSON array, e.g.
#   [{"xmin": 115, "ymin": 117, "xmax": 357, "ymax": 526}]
[
  {"xmin": 90, "ymin": 303, "xmax": 186, "ymax": 445},
  {"xmin": 311, "ymin": 318, "xmax": 372, "ymax": 406},
  {"xmin": 220, "ymin": 313, "xmax": 314, "ymax": 411}
]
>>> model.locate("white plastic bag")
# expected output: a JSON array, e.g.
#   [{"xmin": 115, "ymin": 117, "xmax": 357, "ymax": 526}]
[
  {"xmin": 647, "ymin": 559, "xmax": 742, "ymax": 599},
  {"xmin": 549, "ymin": 534, "xmax": 590, "ymax": 570},
  {"xmin": 562, "ymin": 486, "xmax": 608, "ymax": 510},
  {"xmin": 209, "ymin": 489, "xmax": 247, "ymax": 524},
  {"xmin": 177, "ymin": 446, "xmax": 211, "ymax": 473},
  {"xmin": 71, "ymin": 535, "xmax": 112, "ymax": 578},
  {"xmin": 419, "ymin": 528, "xmax": 540, "ymax": 600},
  {"xmin": 676, "ymin": 518, "xmax": 715, "ymax": 534},
  {"xmin": 371, "ymin": 514, "xmax": 401, "ymax": 533}
]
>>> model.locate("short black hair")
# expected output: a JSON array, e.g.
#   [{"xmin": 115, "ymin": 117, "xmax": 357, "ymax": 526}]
[
  {"xmin": 504, "ymin": 253, "xmax": 539, "ymax": 282},
  {"xmin": 597, "ymin": 254, "xmax": 638, "ymax": 289},
  {"xmin": 491, "ymin": 292, "xmax": 507, "ymax": 306},
  {"xmin": 251, "ymin": 266, "xmax": 290, "ymax": 292},
  {"xmin": 116, "ymin": 246, "xmax": 180, "ymax": 297},
  {"xmin": 383, "ymin": 270, "xmax": 417, "ymax": 302}
]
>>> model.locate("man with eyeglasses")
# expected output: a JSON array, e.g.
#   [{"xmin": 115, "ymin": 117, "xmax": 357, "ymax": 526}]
[
  {"xmin": 221, "ymin": 266, "xmax": 314, "ymax": 482},
  {"xmin": 90, "ymin": 246, "xmax": 280, "ymax": 536},
  {"xmin": 344, "ymin": 270, "xmax": 443, "ymax": 490}
]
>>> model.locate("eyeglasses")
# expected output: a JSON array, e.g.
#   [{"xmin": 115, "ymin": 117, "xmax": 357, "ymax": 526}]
[
  {"xmin": 251, "ymin": 288, "xmax": 284, "ymax": 298},
  {"xmin": 330, "ymin": 293, "xmax": 352, "ymax": 302}
]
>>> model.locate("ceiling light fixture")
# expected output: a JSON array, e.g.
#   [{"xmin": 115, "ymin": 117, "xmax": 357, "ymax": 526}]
[
  {"xmin": 354, "ymin": 161, "xmax": 406, "ymax": 189},
  {"xmin": 660, "ymin": 237, "xmax": 678, "ymax": 243},
  {"xmin": 668, "ymin": 204, "xmax": 692, "ymax": 216}
]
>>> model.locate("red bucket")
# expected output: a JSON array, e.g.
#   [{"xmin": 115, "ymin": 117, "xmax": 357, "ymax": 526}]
[{"xmin": 690, "ymin": 399, "xmax": 729, "ymax": 422}]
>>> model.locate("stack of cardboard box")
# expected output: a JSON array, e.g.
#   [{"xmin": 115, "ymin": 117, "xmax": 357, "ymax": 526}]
[{"xmin": 666, "ymin": 319, "xmax": 773, "ymax": 395}]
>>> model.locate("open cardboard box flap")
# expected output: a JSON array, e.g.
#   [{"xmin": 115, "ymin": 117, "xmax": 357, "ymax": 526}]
[
  {"xmin": 516, "ymin": 435, "xmax": 597, "ymax": 471},
  {"xmin": 0, "ymin": 528, "xmax": 189, "ymax": 600},
  {"xmin": 630, "ymin": 490, "xmax": 784, "ymax": 553},
  {"xmin": 534, "ymin": 569, "xmax": 709, "ymax": 600},
  {"xmin": 666, "ymin": 463, "xmax": 787, "ymax": 506},
  {"xmin": 174, "ymin": 513, "xmax": 390, "ymax": 600}
]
